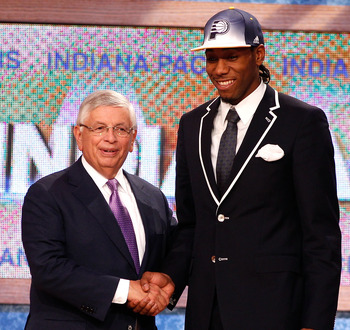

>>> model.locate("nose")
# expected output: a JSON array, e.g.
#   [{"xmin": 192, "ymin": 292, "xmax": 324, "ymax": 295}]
[
  {"xmin": 214, "ymin": 59, "xmax": 229, "ymax": 75},
  {"xmin": 104, "ymin": 127, "xmax": 117, "ymax": 142}
]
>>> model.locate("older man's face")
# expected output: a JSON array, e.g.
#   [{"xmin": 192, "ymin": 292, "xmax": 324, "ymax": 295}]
[{"xmin": 74, "ymin": 106, "xmax": 137, "ymax": 179}]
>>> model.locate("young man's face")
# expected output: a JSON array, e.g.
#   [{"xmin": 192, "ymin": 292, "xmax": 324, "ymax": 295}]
[{"xmin": 205, "ymin": 45, "xmax": 265, "ymax": 105}]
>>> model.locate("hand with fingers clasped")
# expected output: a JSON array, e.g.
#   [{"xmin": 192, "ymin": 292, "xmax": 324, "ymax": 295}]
[{"xmin": 127, "ymin": 272, "xmax": 175, "ymax": 316}]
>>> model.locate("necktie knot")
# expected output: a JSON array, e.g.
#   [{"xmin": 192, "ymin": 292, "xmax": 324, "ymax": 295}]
[
  {"xmin": 107, "ymin": 178, "xmax": 118, "ymax": 193},
  {"xmin": 226, "ymin": 107, "xmax": 240, "ymax": 124}
]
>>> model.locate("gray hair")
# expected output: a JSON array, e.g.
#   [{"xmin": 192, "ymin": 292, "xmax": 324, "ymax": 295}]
[{"xmin": 76, "ymin": 90, "xmax": 137, "ymax": 129}]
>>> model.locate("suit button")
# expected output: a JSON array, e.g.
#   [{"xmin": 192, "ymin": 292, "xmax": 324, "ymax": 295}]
[
  {"xmin": 127, "ymin": 326, "xmax": 133, "ymax": 330},
  {"xmin": 218, "ymin": 214, "xmax": 225, "ymax": 222},
  {"xmin": 211, "ymin": 256, "xmax": 216, "ymax": 263}
]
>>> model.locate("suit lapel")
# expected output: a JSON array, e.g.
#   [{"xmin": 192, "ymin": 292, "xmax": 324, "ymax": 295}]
[
  {"xmin": 199, "ymin": 98, "xmax": 221, "ymax": 204},
  {"xmin": 220, "ymin": 85, "xmax": 280, "ymax": 201},
  {"xmin": 199, "ymin": 87, "xmax": 281, "ymax": 205},
  {"xmin": 68, "ymin": 159, "xmax": 135, "ymax": 270}
]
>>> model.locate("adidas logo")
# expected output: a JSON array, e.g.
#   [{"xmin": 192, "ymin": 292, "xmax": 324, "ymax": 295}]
[{"xmin": 253, "ymin": 36, "xmax": 260, "ymax": 44}]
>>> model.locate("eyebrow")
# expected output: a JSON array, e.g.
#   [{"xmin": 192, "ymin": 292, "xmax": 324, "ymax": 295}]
[{"xmin": 90, "ymin": 121, "xmax": 127, "ymax": 127}]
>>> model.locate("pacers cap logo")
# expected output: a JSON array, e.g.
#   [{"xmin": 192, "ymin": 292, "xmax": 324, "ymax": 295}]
[{"xmin": 209, "ymin": 20, "xmax": 229, "ymax": 40}]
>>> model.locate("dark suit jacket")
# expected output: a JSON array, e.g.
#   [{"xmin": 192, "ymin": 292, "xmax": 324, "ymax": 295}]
[
  {"xmin": 22, "ymin": 157, "xmax": 176, "ymax": 330},
  {"xmin": 163, "ymin": 85, "xmax": 341, "ymax": 330}
]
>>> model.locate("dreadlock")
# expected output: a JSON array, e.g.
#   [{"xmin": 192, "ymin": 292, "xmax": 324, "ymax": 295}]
[{"xmin": 259, "ymin": 64, "xmax": 270, "ymax": 84}]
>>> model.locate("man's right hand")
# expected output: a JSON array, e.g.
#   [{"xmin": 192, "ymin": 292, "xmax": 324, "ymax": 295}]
[
  {"xmin": 140, "ymin": 271, "xmax": 175, "ymax": 298},
  {"xmin": 127, "ymin": 272, "xmax": 175, "ymax": 316}
]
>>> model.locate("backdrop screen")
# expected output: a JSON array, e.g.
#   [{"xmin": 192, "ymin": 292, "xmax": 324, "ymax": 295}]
[{"xmin": 0, "ymin": 24, "xmax": 350, "ymax": 285}]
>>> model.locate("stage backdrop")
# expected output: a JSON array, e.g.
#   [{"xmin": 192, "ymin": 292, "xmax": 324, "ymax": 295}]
[{"xmin": 1, "ymin": 24, "xmax": 350, "ymax": 288}]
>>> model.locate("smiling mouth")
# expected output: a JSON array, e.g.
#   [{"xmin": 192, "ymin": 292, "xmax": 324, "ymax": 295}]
[
  {"xmin": 103, "ymin": 149, "xmax": 117, "ymax": 153},
  {"xmin": 217, "ymin": 79, "xmax": 234, "ymax": 87}
]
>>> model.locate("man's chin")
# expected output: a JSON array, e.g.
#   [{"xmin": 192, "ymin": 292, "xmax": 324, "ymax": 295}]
[{"xmin": 220, "ymin": 96, "xmax": 236, "ymax": 105}]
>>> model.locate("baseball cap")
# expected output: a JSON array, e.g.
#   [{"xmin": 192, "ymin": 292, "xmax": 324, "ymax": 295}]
[{"xmin": 192, "ymin": 7, "xmax": 264, "ymax": 51}]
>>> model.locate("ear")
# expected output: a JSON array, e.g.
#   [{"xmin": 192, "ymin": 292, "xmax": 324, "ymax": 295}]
[
  {"xmin": 129, "ymin": 129, "xmax": 137, "ymax": 153},
  {"xmin": 255, "ymin": 44, "xmax": 265, "ymax": 66},
  {"xmin": 73, "ymin": 125, "xmax": 83, "ymax": 151}
]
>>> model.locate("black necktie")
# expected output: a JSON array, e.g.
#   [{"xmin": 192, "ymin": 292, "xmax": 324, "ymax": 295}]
[{"xmin": 216, "ymin": 107, "xmax": 240, "ymax": 196}]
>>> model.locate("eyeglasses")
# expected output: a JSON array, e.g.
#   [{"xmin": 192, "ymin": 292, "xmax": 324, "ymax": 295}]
[{"xmin": 79, "ymin": 124, "xmax": 134, "ymax": 138}]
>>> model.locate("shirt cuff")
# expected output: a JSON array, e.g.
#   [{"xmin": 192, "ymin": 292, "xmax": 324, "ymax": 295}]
[{"xmin": 112, "ymin": 279, "xmax": 130, "ymax": 304}]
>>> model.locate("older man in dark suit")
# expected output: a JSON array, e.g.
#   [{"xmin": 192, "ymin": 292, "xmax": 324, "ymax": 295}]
[
  {"xmin": 140, "ymin": 8, "xmax": 341, "ymax": 330},
  {"xmin": 22, "ymin": 90, "xmax": 176, "ymax": 329}
]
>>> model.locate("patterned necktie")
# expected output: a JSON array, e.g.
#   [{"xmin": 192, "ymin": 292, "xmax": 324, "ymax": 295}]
[
  {"xmin": 106, "ymin": 179, "xmax": 140, "ymax": 274},
  {"xmin": 216, "ymin": 107, "xmax": 240, "ymax": 196}
]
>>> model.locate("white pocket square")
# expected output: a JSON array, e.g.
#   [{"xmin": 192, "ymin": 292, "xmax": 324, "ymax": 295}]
[{"xmin": 255, "ymin": 144, "xmax": 284, "ymax": 162}]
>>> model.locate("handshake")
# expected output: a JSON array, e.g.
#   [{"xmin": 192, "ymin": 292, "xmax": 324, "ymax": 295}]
[{"xmin": 127, "ymin": 271, "xmax": 175, "ymax": 316}]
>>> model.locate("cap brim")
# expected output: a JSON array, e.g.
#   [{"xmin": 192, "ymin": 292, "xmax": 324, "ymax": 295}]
[{"xmin": 191, "ymin": 44, "xmax": 252, "ymax": 51}]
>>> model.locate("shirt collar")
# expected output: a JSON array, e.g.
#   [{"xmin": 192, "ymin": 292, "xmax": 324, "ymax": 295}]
[
  {"xmin": 219, "ymin": 80, "xmax": 266, "ymax": 125},
  {"xmin": 81, "ymin": 156, "xmax": 125, "ymax": 190},
  {"xmin": 115, "ymin": 168, "xmax": 129, "ymax": 192}
]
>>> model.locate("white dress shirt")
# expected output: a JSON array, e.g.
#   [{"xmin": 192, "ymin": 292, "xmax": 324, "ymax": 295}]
[
  {"xmin": 81, "ymin": 156, "xmax": 146, "ymax": 304},
  {"xmin": 211, "ymin": 80, "xmax": 267, "ymax": 178}
]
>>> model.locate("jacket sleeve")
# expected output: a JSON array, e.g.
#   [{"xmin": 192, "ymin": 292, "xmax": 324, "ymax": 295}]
[
  {"xmin": 292, "ymin": 107, "xmax": 341, "ymax": 329},
  {"xmin": 161, "ymin": 115, "xmax": 196, "ymax": 308},
  {"xmin": 21, "ymin": 181, "xmax": 119, "ymax": 322}
]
